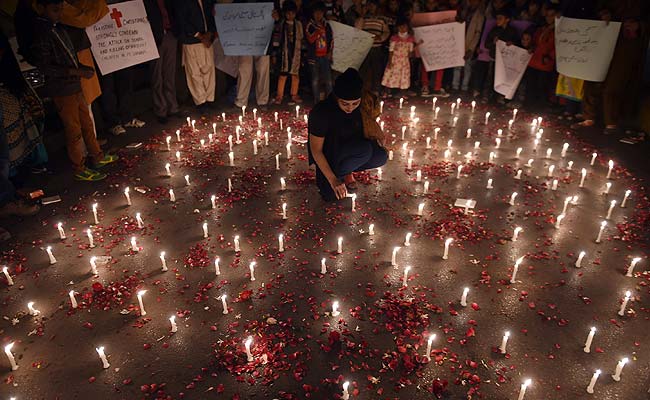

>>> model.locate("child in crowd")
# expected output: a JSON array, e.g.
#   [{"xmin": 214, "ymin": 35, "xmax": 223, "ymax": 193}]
[
  {"xmin": 419, "ymin": 0, "xmax": 450, "ymax": 97},
  {"xmin": 526, "ymin": 5, "xmax": 558, "ymax": 108},
  {"xmin": 381, "ymin": 18, "xmax": 418, "ymax": 97},
  {"xmin": 272, "ymin": 1, "xmax": 304, "ymax": 105},
  {"xmin": 305, "ymin": 2, "xmax": 334, "ymax": 104},
  {"xmin": 452, "ymin": 0, "xmax": 485, "ymax": 92},
  {"xmin": 482, "ymin": 9, "xmax": 519, "ymax": 100},
  {"xmin": 510, "ymin": 29, "xmax": 534, "ymax": 107}
]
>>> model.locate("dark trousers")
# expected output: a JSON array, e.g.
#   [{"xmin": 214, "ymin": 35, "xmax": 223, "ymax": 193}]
[
  {"xmin": 525, "ymin": 68, "xmax": 555, "ymax": 109},
  {"xmin": 99, "ymin": 67, "xmax": 135, "ymax": 127},
  {"xmin": 309, "ymin": 56, "xmax": 333, "ymax": 104},
  {"xmin": 360, "ymin": 47, "xmax": 385, "ymax": 94},
  {"xmin": 315, "ymin": 139, "xmax": 388, "ymax": 201},
  {"xmin": 151, "ymin": 32, "xmax": 179, "ymax": 118}
]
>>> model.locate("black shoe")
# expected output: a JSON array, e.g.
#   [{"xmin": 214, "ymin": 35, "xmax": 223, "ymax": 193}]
[{"xmin": 157, "ymin": 116, "xmax": 169, "ymax": 124}]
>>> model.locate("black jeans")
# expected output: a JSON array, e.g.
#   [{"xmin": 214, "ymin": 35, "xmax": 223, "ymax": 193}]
[
  {"xmin": 98, "ymin": 67, "xmax": 135, "ymax": 127},
  {"xmin": 315, "ymin": 139, "xmax": 388, "ymax": 201}
]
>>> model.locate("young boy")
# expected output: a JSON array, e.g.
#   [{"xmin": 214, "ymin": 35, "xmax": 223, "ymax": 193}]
[
  {"xmin": 305, "ymin": 2, "xmax": 334, "ymax": 104},
  {"xmin": 483, "ymin": 9, "xmax": 519, "ymax": 100},
  {"xmin": 31, "ymin": 0, "xmax": 117, "ymax": 181},
  {"xmin": 271, "ymin": 1, "xmax": 303, "ymax": 105}
]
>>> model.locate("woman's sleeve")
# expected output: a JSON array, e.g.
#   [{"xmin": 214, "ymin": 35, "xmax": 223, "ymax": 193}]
[{"xmin": 388, "ymin": 38, "xmax": 396, "ymax": 52}]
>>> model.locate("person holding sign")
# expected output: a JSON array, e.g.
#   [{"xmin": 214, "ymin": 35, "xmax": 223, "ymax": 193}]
[
  {"xmin": 175, "ymin": 0, "xmax": 217, "ymax": 110},
  {"xmin": 308, "ymin": 68, "xmax": 388, "ymax": 201}
]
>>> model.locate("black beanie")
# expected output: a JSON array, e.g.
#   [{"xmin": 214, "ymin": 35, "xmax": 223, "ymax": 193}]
[{"xmin": 334, "ymin": 68, "xmax": 363, "ymax": 100}]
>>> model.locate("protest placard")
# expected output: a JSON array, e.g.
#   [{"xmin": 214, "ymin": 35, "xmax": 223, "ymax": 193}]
[
  {"xmin": 214, "ymin": 3, "xmax": 275, "ymax": 56},
  {"xmin": 494, "ymin": 40, "xmax": 532, "ymax": 99},
  {"xmin": 328, "ymin": 21, "xmax": 374, "ymax": 73},
  {"xmin": 411, "ymin": 10, "xmax": 457, "ymax": 27},
  {"xmin": 213, "ymin": 38, "xmax": 239, "ymax": 78},
  {"xmin": 477, "ymin": 19, "xmax": 532, "ymax": 62},
  {"xmin": 413, "ymin": 22, "xmax": 465, "ymax": 72}
]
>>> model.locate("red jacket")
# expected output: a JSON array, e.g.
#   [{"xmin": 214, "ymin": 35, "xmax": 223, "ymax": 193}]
[{"xmin": 529, "ymin": 25, "xmax": 555, "ymax": 72}]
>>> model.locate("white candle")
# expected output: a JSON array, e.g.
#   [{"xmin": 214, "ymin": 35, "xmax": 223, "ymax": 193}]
[
  {"xmin": 551, "ymin": 180, "xmax": 558, "ymax": 191},
  {"xmin": 499, "ymin": 331, "xmax": 510, "ymax": 354},
  {"xmin": 286, "ymin": 143, "xmax": 292, "ymax": 158},
  {"xmin": 456, "ymin": 165, "xmax": 463, "ymax": 179},
  {"xmin": 586, "ymin": 369, "xmax": 601, "ymax": 394},
  {"xmin": 69, "ymin": 290, "xmax": 78, "ymax": 308},
  {"xmin": 388, "ymin": 150, "xmax": 394, "ymax": 161},
  {"xmin": 46, "ymin": 246, "xmax": 57, "ymax": 264},
  {"xmin": 567, "ymin": 160, "xmax": 573, "ymax": 171},
  {"xmin": 368, "ymin": 224, "xmax": 375, "ymax": 236},
  {"xmin": 124, "ymin": 187, "xmax": 131, "ymax": 206},
  {"xmin": 4, "ymin": 342, "xmax": 18, "ymax": 370},
  {"xmin": 495, "ymin": 138, "xmax": 501, "ymax": 149},
  {"xmin": 603, "ymin": 182, "xmax": 612, "ymax": 195},
  {"xmin": 618, "ymin": 291, "xmax": 631, "ymax": 316},
  {"xmin": 249, "ymin": 261, "xmax": 256, "ymax": 281},
  {"xmin": 451, "ymin": 103, "xmax": 456, "ymax": 114},
  {"xmin": 561, "ymin": 143, "xmax": 569, "ymax": 158},
  {"xmin": 275, "ymin": 153, "xmax": 281, "ymax": 170},
  {"xmin": 87, "ymin": 229, "xmax": 95, "ymax": 248},
  {"xmin": 321, "ymin": 258, "xmax": 327, "ymax": 274},
  {"xmin": 377, "ymin": 168, "xmax": 382, "ymax": 181},
  {"xmin": 579, "ymin": 168, "xmax": 587, "ymax": 187},
  {"xmin": 415, "ymin": 170, "xmax": 422, "ymax": 182},
  {"xmin": 169, "ymin": 189, "xmax": 175, "ymax": 202},
  {"xmin": 274, "ymin": 111, "xmax": 278, "ymax": 122},
  {"xmin": 399, "ymin": 97, "xmax": 404, "ymax": 108},
  {"xmin": 282, "ymin": 202, "xmax": 288, "ymax": 220},
  {"xmin": 228, "ymin": 135, "xmax": 233, "ymax": 151},
  {"xmin": 426, "ymin": 137, "xmax": 431, "ymax": 149},
  {"xmin": 252, "ymin": 107, "xmax": 257, "ymax": 120},
  {"xmin": 56, "ymin": 222, "xmax": 66, "ymax": 240},
  {"xmin": 96, "ymin": 346, "xmax": 110, "ymax": 369},
  {"xmin": 460, "ymin": 287, "xmax": 469, "ymax": 307},
  {"xmin": 407, "ymin": 158, "xmax": 413, "ymax": 169},
  {"xmin": 434, "ymin": 107, "xmax": 440, "ymax": 120},
  {"xmin": 514, "ymin": 170, "xmax": 522, "ymax": 180},
  {"xmin": 517, "ymin": 379, "xmax": 531, "ymax": 400},
  {"xmin": 484, "ymin": 112, "xmax": 490, "ymax": 125},
  {"xmin": 512, "ymin": 227, "xmax": 522, "ymax": 242},
  {"xmin": 337, "ymin": 237, "xmax": 343, "ymax": 254},
  {"xmin": 452, "ymin": 116, "xmax": 458, "ymax": 127},
  {"xmin": 583, "ymin": 327, "xmax": 596, "ymax": 353},
  {"xmin": 92, "ymin": 203, "xmax": 99, "ymax": 224},
  {"xmin": 509, "ymin": 192, "xmax": 518, "ymax": 206},
  {"xmin": 212, "ymin": 122, "xmax": 217, "ymax": 135},
  {"xmin": 211, "ymin": 195, "xmax": 217, "ymax": 209},
  {"xmin": 401, "ymin": 126, "xmax": 407, "ymax": 140},
  {"xmin": 425, "ymin": 333, "xmax": 436, "ymax": 360},
  {"xmin": 380, "ymin": 100, "xmax": 384, "ymax": 113},
  {"xmin": 596, "ymin": 221, "xmax": 607, "ymax": 243},
  {"xmin": 380, "ymin": 121, "xmax": 385, "ymax": 131},
  {"xmin": 575, "ymin": 251, "xmax": 586, "ymax": 268},
  {"xmin": 200, "ymin": 139, "xmax": 205, "ymax": 148},
  {"xmin": 229, "ymin": 151, "xmax": 234, "ymax": 166},
  {"xmin": 202, "ymin": 222, "xmax": 209, "ymax": 238},
  {"xmin": 391, "ymin": 247, "xmax": 400, "ymax": 266},
  {"xmin": 525, "ymin": 158, "xmax": 533, "ymax": 167},
  {"xmin": 2, "ymin": 266, "xmax": 13, "ymax": 286},
  {"xmin": 562, "ymin": 197, "xmax": 571, "ymax": 214},
  {"xmin": 466, "ymin": 128, "xmax": 472, "ymax": 138},
  {"xmin": 606, "ymin": 200, "xmax": 617, "ymax": 219},
  {"xmin": 264, "ymin": 131, "xmax": 269, "ymax": 145},
  {"xmin": 509, "ymin": 119, "xmax": 514, "ymax": 130},
  {"xmin": 165, "ymin": 163, "xmax": 171, "ymax": 176},
  {"xmin": 447, "ymin": 139, "xmax": 453, "ymax": 149},
  {"xmin": 621, "ymin": 190, "xmax": 631, "ymax": 207},
  {"xmin": 424, "ymin": 180, "xmax": 430, "ymax": 193},
  {"xmin": 548, "ymin": 165, "xmax": 555, "ymax": 177},
  {"xmin": 332, "ymin": 301, "xmax": 340, "ymax": 317},
  {"xmin": 612, "ymin": 358, "xmax": 628, "ymax": 381},
  {"xmin": 471, "ymin": 100, "xmax": 476, "ymax": 112},
  {"xmin": 186, "ymin": 116, "xmax": 191, "ymax": 127},
  {"xmin": 546, "ymin": 148, "xmax": 553, "ymax": 159},
  {"xmin": 130, "ymin": 236, "xmax": 139, "ymax": 252},
  {"xmin": 160, "ymin": 251, "xmax": 168, "ymax": 272},
  {"xmin": 252, "ymin": 139, "xmax": 258, "ymax": 155},
  {"xmin": 191, "ymin": 119, "xmax": 195, "ymax": 131},
  {"xmin": 626, "ymin": 257, "xmax": 641, "ymax": 277},
  {"xmin": 175, "ymin": 150, "xmax": 181, "ymax": 161},
  {"xmin": 571, "ymin": 195, "xmax": 579, "ymax": 205},
  {"xmin": 606, "ymin": 160, "xmax": 614, "ymax": 179},
  {"xmin": 90, "ymin": 256, "xmax": 98, "ymax": 275},
  {"xmin": 137, "ymin": 290, "xmax": 146, "ymax": 316},
  {"xmin": 442, "ymin": 238, "xmax": 453, "ymax": 259},
  {"xmin": 351, "ymin": 194, "xmax": 356, "ymax": 212},
  {"xmin": 234, "ymin": 235, "xmax": 240, "ymax": 252},
  {"xmin": 278, "ymin": 234, "xmax": 284, "ymax": 252},
  {"xmin": 433, "ymin": 97, "xmax": 437, "ymax": 109},
  {"xmin": 221, "ymin": 294, "xmax": 228, "ymax": 314},
  {"xmin": 280, "ymin": 119, "xmax": 283, "ymax": 130},
  {"xmin": 533, "ymin": 139, "xmax": 539, "ymax": 150},
  {"xmin": 166, "ymin": 136, "xmax": 171, "ymax": 151},
  {"xmin": 241, "ymin": 105, "xmax": 246, "ymax": 117},
  {"xmin": 402, "ymin": 266, "xmax": 410, "ymax": 287},
  {"xmin": 27, "ymin": 301, "xmax": 40, "ymax": 316},
  {"xmin": 404, "ymin": 232, "xmax": 412, "ymax": 247},
  {"xmin": 136, "ymin": 212, "xmax": 144, "ymax": 229},
  {"xmin": 417, "ymin": 202, "xmax": 425, "ymax": 216},
  {"xmin": 342, "ymin": 381, "xmax": 350, "ymax": 400},
  {"xmin": 486, "ymin": 178, "xmax": 493, "ymax": 189},
  {"xmin": 177, "ymin": 128, "xmax": 182, "ymax": 141},
  {"xmin": 511, "ymin": 256, "xmax": 524, "ymax": 283},
  {"xmin": 169, "ymin": 315, "xmax": 178, "ymax": 333},
  {"xmin": 488, "ymin": 151, "xmax": 494, "ymax": 163}
]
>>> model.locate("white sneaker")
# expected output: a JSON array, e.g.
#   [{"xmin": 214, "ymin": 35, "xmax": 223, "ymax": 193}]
[
  {"xmin": 124, "ymin": 118, "xmax": 146, "ymax": 128},
  {"xmin": 110, "ymin": 125, "xmax": 126, "ymax": 135}
]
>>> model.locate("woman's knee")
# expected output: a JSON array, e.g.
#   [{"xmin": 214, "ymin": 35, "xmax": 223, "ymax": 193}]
[{"xmin": 367, "ymin": 146, "xmax": 388, "ymax": 168}]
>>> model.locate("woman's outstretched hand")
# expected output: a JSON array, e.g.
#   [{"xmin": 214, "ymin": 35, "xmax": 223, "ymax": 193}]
[{"xmin": 329, "ymin": 178, "xmax": 348, "ymax": 200}]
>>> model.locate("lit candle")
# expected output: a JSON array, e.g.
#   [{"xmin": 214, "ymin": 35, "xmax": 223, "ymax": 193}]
[
  {"xmin": 417, "ymin": 202, "xmax": 425, "ymax": 216},
  {"xmin": 212, "ymin": 122, "xmax": 217, "ymax": 135},
  {"xmin": 165, "ymin": 163, "xmax": 171, "ymax": 176},
  {"xmin": 425, "ymin": 333, "xmax": 436, "ymax": 361},
  {"xmin": 4, "ymin": 342, "xmax": 18, "ymax": 371},
  {"xmin": 351, "ymin": 194, "xmax": 356, "ymax": 212},
  {"xmin": 274, "ymin": 111, "xmax": 278, "ymax": 122},
  {"xmin": 525, "ymin": 158, "xmax": 533, "ymax": 167},
  {"xmin": 92, "ymin": 203, "xmax": 99, "ymax": 224},
  {"xmin": 282, "ymin": 202, "xmax": 288, "ymax": 220},
  {"xmin": 234, "ymin": 235, "xmax": 240, "ymax": 252},
  {"xmin": 484, "ymin": 112, "xmax": 490, "ymax": 125},
  {"xmin": 596, "ymin": 221, "xmax": 606, "ymax": 243},
  {"xmin": 579, "ymin": 168, "xmax": 587, "ymax": 187},
  {"xmin": 332, "ymin": 301, "xmax": 340, "ymax": 317},
  {"xmin": 136, "ymin": 212, "xmax": 144, "ymax": 229},
  {"xmin": 136, "ymin": 290, "xmax": 147, "ymax": 315},
  {"xmin": 508, "ymin": 119, "xmax": 514, "ymax": 130},
  {"xmin": 442, "ymin": 238, "xmax": 453, "ymax": 260},
  {"xmin": 621, "ymin": 190, "xmax": 631, "ymax": 208},
  {"xmin": 202, "ymin": 222, "xmax": 209, "ymax": 238},
  {"xmin": 583, "ymin": 327, "xmax": 596, "ymax": 353},
  {"xmin": 169, "ymin": 189, "xmax": 175, "ymax": 202},
  {"xmin": 460, "ymin": 287, "xmax": 469, "ymax": 307},
  {"xmin": 426, "ymin": 137, "xmax": 431, "ymax": 149},
  {"xmin": 377, "ymin": 168, "xmax": 383, "ymax": 181},
  {"xmin": 551, "ymin": 180, "xmax": 558, "ymax": 191},
  {"xmin": 517, "ymin": 379, "xmax": 531, "ymax": 400},
  {"xmin": 533, "ymin": 139, "xmax": 539, "ymax": 150},
  {"xmin": 130, "ymin": 236, "xmax": 139, "ymax": 252},
  {"xmin": 495, "ymin": 138, "xmax": 501, "ymax": 148},
  {"xmin": 211, "ymin": 194, "xmax": 217, "ymax": 210},
  {"xmin": 278, "ymin": 234, "xmax": 284, "ymax": 252},
  {"xmin": 249, "ymin": 261, "xmax": 256, "ymax": 281},
  {"xmin": 253, "ymin": 139, "xmax": 258, "ymax": 155},
  {"xmin": 221, "ymin": 294, "xmax": 228, "ymax": 314},
  {"xmin": 603, "ymin": 182, "xmax": 612, "ymax": 195},
  {"xmin": 87, "ymin": 229, "xmax": 95, "ymax": 248},
  {"xmin": 548, "ymin": 165, "xmax": 555, "ymax": 177},
  {"xmin": 567, "ymin": 161, "xmax": 573, "ymax": 171},
  {"xmin": 241, "ymin": 105, "xmax": 246, "ymax": 117},
  {"xmin": 546, "ymin": 148, "xmax": 552, "ymax": 159},
  {"xmin": 432, "ymin": 97, "xmax": 437, "ymax": 109},
  {"xmin": 166, "ymin": 136, "xmax": 171, "ymax": 151},
  {"xmin": 618, "ymin": 291, "xmax": 631, "ymax": 316},
  {"xmin": 514, "ymin": 170, "xmax": 522, "ymax": 180},
  {"xmin": 228, "ymin": 135, "xmax": 233, "ymax": 151},
  {"xmin": 586, "ymin": 369, "xmax": 601, "ymax": 394},
  {"xmin": 404, "ymin": 232, "xmax": 412, "ymax": 247},
  {"xmin": 175, "ymin": 150, "xmax": 181, "ymax": 161},
  {"xmin": 169, "ymin": 315, "xmax": 178, "ymax": 333},
  {"xmin": 2, "ymin": 266, "xmax": 13, "ymax": 286},
  {"xmin": 471, "ymin": 100, "xmax": 476, "ymax": 112},
  {"xmin": 264, "ymin": 131, "xmax": 269, "ymax": 145},
  {"xmin": 45, "ymin": 246, "xmax": 57, "ymax": 264},
  {"xmin": 96, "ymin": 346, "xmax": 110, "ymax": 369},
  {"xmin": 380, "ymin": 100, "xmax": 384, "ymax": 113},
  {"xmin": 69, "ymin": 290, "xmax": 78, "ymax": 308},
  {"xmin": 509, "ymin": 192, "xmax": 518, "ymax": 206},
  {"xmin": 512, "ymin": 227, "xmax": 522, "ymax": 242},
  {"xmin": 160, "ymin": 251, "xmax": 168, "ymax": 272},
  {"xmin": 612, "ymin": 358, "xmax": 628, "ymax": 382},
  {"xmin": 451, "ymin": 103, "xmax": 456, "ymax": 114},
  {"xmin": 229, "ymin": 151, "xmax": 234, "ymax": 166},
  {"xmin": 606, "ymin": 200, "xmax": 617, "ymax": 219},
  {"xmin": 562, "ymin": 196, "xmax": 571, "ymax": 214},
  {"xmin": 368, "ymin": 223, "xmax": 375, "ymax": 236},
  {"xmin": 286, "ymin": 143, "xmax": 292, "ymax": 158},
  {"xmin": 424, "ymin": 180, "xmax": 430, "ymax": 193},
  {"xmin": 625, "ymin": 257, "xmax": 641, "ymax": 277},
  {"xmin": 275, "ymin": 153, "xmax": 280, "ymax": 170},
  {"xmin": 486, "ymin": 178, "xmax": 493, "ymax": 189},
  {"xmin": 452, "ymin": 116, "xmax": 458, "ymax": 127},
  {"xmin": 124, "ymin": 187, "xmax": 131, "ymax": 206},
  {"xmin": 407, "ymin": 158, "xmax": 413, "ymax": 169},
  {"xmin": 556, "ymin": 213, "xmax": 566, "ymax": 228},
  {"xmin": 337, "ymin": 237, "xmax": 343, "ymax": 254},
  {"xmin": 499, "ymin": 331, "xmax": 510, "ymax": 354},
  {"xmin": 176, "ymin": 129, "xmax": 181, "ymax": 142},
  {"xmin": 191, "ymin": 119, "xmax": 195, "ymax": 131},
  {"xmin": 511, "ymin": 256, "xmax": 524, "ymax": 283},
  {"xmin": 90, "ymin": 256, "xmax": 98, "ymax": 275},
  {"xmin": 434, "ymin": 106, "xmax": 440, "ymax": 119},
  {"xmin": 402, "ymin": 266, "xmax": 410, "ymax": 287},
  {"xmin": 560, "ymin": 143, "xmax": 569, "ymax": 158},
  {"xmin": 280, "ymin": 119, "xmax": 283, "ymax": 130},
  {"xmin": 342, "ymin": 381, "xmax": 350, "ymax": 400},
  {"xmin": 380, "ymin": 121, "xmax": 385, "ymax": 131},
  {"xmin": 575, "ymin": 251, "xmax": 586, "ymax": 268},
  {"xmin": 401, "ymin": 126, "xmax": 406, "ymax": 140},
  {"xmin": 606, "ymin": 160, "xmax": 614, "ymax": 179},
  {"xmin": 200, "ymin": 139, "xmax": 205, "ymax": 148},
  {"xmin": 321, "ymin": 258, "xmax": 327, "ymax": 274},
  {"xmin": 399, "ymin": 97, "xmax": 404, "ymax": 108},
  {"xmin": 457, "ymin": 165, "xmax": 463, "ymax": 179},
  {"xmin": 186, "ymin": 116, "xmax": 191, "ymax": 127},
  {"xmin": 466, "ymin": 128, "xmax": 472, "ymax": 138},
  {"xmin": 27, "ymin": 301, "xmax": 40, "ymax": 316},
  {"xmin": 56, "ymin": 222, "xmax": 67, "ymax": 240}
]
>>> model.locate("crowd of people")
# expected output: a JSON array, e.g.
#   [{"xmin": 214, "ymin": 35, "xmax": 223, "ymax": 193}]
[{"xmin": 0, "ymin": 0, "xmax": 648, "ymax": 223}]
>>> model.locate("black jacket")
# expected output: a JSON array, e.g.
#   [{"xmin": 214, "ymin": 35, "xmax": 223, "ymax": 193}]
[
  {"xmin": 172, "ymin": 0, "xmax": 216, "ymax": 44},
  {"xmin": 486, "ymin": 24, "xmax": 520, "ymax": 59},
  {"xmin": 144, "ymin": 0, "xmax": 178, "ymax": 45}
]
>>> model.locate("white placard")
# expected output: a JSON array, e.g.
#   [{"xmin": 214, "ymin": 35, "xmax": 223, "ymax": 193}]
[
  {"xmin": 329, "ymin": 21, "xmax": 374, "ymax": 73},
  {"xmin": 555, "ymin": 16, "xmax": 621, "ymax": 82},
  {"xmin": 213, "ymin": 38, "xmax": 240, "ymax": 78},
  {"xmin": 86, "ymin": 0, "xmax": 159, "ymax": 76},
  {"xmin": 413, "ymin": 22, "xmax": 465, "ymax": 72},
  {"xmin": 214, "ymin": 3, "xmax": 276, "ymax": 56},
  {"xmin": 494, "ymin": 40, "xmax": 532, "ymax": 100}
]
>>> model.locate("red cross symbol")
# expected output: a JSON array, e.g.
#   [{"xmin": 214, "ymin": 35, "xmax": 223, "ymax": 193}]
[{"xmin": 110, "ymin": 8, "xmax": 123, "ymax": 28}]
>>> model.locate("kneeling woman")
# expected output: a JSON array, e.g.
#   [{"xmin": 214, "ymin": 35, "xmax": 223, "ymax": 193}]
[{"xmin": 308, "ymin": 68, "xmax": 388, "ymax": 201}]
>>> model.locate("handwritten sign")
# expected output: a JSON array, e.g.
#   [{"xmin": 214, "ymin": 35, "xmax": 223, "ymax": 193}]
[
  {"xmin": 555, "ymin": 16, "xmax": 621, "ymax": 82},
  {"xmin": 411, "ymin": 10, "xmax": 457, "ymax": 27},
  {"xmin": 477, "ymin": 19, "xmax": 532, "ymax": 62},
  {"xmin": 86, "ymin": 0, "xmax": 159, "ymax": 75},
  {"xmin": 494, "ymin": 40, "xmax": 532, "ymax": 99},
  {"xmin": 213, "ymin": 38, "xmax": 239, "ymax": 78},
  {"xmin": 413, "ymin": 22, "xmax": 465, "ymax": 72},
  {"xmin": 214, "ymin": 3, "xmax": 275, "ymax": 56},
  {"xmin": 328, "ymin": 21, "xmax": 374, "ymax": 73}
]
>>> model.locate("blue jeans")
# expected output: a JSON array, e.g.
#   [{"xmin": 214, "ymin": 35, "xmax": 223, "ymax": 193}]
[
  {"xmin": 452, "ymin": 59, "xmax": 475, "ymax": 91},
  {"xmin": 315, "ymin": 140, "xmax": 388, "ymax": 201},
  {"xmin": 309, "ymin": 57, "xmax": 333, "ymax": 104}
]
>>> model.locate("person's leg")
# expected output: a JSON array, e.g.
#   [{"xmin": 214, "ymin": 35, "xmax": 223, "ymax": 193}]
[
  {"xmin": 420, "ymin": 63, "xmax": 429, "ymax": 92},
  {"xmin": 151, "ymin": 47, "xmax": 166, "ymax": 117},
  {"xmin": 183, "ymin": 43, "xmax": 208, "ymax": 105},
  {"xmin": 255, "ymin": 55, "xmax": 270, "ymax": 105},
  {"xmin": 201, "ymin": 42, "xmax": 216, "ymax": 103},
  {"xmin": 76, "ymin": 93, "xmax": 104, "ymax": 162},
  {"xmin": 483, "ymin": 61, "xmax": 495, "ymax": 98},
  {"xmin": 52, "ymin": 94, "xmax": 86, "ymax": 172},
  {"xmin": 98, "ymin": 72, "xmax": 120, "ymax": 128},
  {"xmin": 236, "ymin": 56, "xmax": 253, "ymax": 108},
  {"xmin": 434, "ymin": 70, "xmax": 443, "ymax": 91},
  {"xmin": 452, "ymin": 67, "xmax": 461, "ymax": 90},
  {"xmin": 581, "ymin": 81, "xmax": 601, "ymax": 123},
  {"xmin": 115, "ymin": 67, "xmax": 135, "ymax": 122},
  {"xmin": 276, "ymin": 75, "xmax": 287, "ymax": 101},
  {"xmin": 162, "ymin": 32, "xmax": 179, "ymax": 114},
  {"xmin": 461, "ymin": 59, "xmax": 473, "ymax": 91},
  {"xmin": 290, "ymin": 74, "xmax": 300, "ymax": 100}
]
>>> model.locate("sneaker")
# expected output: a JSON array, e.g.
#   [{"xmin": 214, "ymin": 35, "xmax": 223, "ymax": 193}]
[
  {"xmin": 93, "ymin": 154, "xmax": 119, "ymax": 169},
  {"xmin": 432, "ymin": 88, "xmax": 449, "ymax": 98},
  {"xmin": 124, "ymin": 118, "xmax": 146, "ymax": 128},
  {"xmin": 110, "ymin": 125, "xmax": 126, "ymax": 136},
  {"xmin": 74, "ymin": 168, "xmax": 107, "ymax": 181},
  {"xmin": 0, "ymin": 200, "xmax": 40, "ymax": 217}
]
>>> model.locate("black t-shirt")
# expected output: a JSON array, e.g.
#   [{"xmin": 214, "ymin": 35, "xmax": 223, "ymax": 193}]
[{"xmin": 308, "ymin": 94, "xmax": 364, "ymax": 166}]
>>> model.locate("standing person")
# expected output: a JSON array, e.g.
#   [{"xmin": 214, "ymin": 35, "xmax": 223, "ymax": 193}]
[
  {"xmin": 308, "ymin": 68, "xmax": 388, "ymax": 201},
  {"xmin": 323, "ymin": 0, "xmax": 344, "ymax": 21},
  {"xmin": 175, "ymin": 0, "xmax": 217, "ymax": 111},
  {"xmin": 272, "ymin": 1, "xmax": 304, "ymax": 105},
  {"xmin": 345, "ymin": 0, "xmax": 365, "ymax": 26},
  {"xmin": 358, "ymin": 0, "xmax": 391, "ymax": 95},
  {"xmin": 381, "ymin": 18, "xmax": 418, "ymax": 97},
  {"xmin": 305, "ymin": 2, "xmax": 334, "ymax": 104},
  {"xmin": 483, "ymin": 9, "xmax": 519, "ymax": 101},
  {"xmin": 31, "ymin": 0, "xmax": 118, "ymax": 181},
  {"xmin": 145, "ymin": 0, "xmax": 179, "ymax": 123},
  {"xmin": 526, "ymin": 5, "xmax": 557, "ymax": 109},
  {"xmin": 452, "ymin": 0, "xmax": 485, "ymax": 93}
]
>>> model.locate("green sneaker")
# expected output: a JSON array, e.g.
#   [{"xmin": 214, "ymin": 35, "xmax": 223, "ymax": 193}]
[
  {"xmin": 74, "ymin": 168, "xmax": 107, "ymax": 181},
  {"xmin": 93, "ymin": 154, "xmax": 119, "ymax": 168}
]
